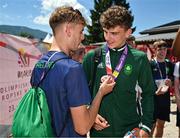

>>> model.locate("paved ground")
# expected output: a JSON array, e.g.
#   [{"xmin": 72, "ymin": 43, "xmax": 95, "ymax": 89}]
[
  {"xmin": 0, "ymin": 125, "xmax": 11, "ymax": 137},
  {"xmin": 0, "ymin": 97, "xmax": 179, "ymax": 138},
  {"xmin": 163, "ymin": 97, "xmax": 179, "ymax": 138}
]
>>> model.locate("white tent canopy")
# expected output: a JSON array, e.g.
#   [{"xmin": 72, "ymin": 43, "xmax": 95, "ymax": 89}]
[{"xmin": 43, "ymin": 33, "xmax": 53, "ymax": 44}]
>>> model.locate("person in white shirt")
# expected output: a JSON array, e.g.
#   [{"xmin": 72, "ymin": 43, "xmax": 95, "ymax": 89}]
[{"xmin": 174, "ymin": 61, "xmax": 180, "ymax": 137}]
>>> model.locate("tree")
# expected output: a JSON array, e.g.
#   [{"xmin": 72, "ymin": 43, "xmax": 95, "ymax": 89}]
[
  {"xmin": 85, "ymin": 0, "xmax": 134, "ymax": 45},
  {"xmin": 19, "ymin": 32, "xmax": 34, "ymax": 39}
]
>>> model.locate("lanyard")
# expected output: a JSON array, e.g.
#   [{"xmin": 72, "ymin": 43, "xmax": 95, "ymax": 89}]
[
  {"xmin": 154, "ymin": 59, "xmax": 167, "ymax": 79},
  {"xmin": 105, "ymin": 44, "xmax": 128, "ymax": 80}
]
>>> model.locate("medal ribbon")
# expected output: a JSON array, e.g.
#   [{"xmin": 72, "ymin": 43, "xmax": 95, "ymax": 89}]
[
  {"xmin": 105, "ymin": 44, "xmax": 128, "ymax": 80},
  {"xmin": 154, "ymin": 59, "xmax": 168, "ymax": 79}
]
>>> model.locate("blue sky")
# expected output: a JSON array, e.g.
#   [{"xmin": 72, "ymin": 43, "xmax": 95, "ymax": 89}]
[{"xmin": 0, "ymin": 0, "xmax": 180, "ymax": 36}]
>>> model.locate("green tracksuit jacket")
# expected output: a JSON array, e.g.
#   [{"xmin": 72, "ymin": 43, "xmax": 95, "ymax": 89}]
[{"xmin": 82, "ymin": 45, "xmax": 155, "ymax": 137}]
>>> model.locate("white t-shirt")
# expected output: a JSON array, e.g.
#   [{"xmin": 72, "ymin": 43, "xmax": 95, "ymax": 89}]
[{"xmin": 174, "ymin": 61, "xmax": 180, "ymax": 78}]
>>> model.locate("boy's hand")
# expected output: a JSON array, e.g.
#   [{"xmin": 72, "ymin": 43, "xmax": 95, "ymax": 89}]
[{"xmin": 93, "ymin": 114, "xmax": 110, "ymax": 131}]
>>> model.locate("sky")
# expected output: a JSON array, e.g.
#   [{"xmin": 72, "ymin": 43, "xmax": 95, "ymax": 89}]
[{"xmin": 0, "ymin": 0, "xmax": 180, "ymax": 37}]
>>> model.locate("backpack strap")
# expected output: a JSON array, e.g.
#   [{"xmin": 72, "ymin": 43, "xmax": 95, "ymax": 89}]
[
  {"xmin": 89, "ymin": 47, "xmax": 102, "ymax": 93},
  {"xmin": 31, "ymin": 57, "xmax": 69, "ymax": 136}
]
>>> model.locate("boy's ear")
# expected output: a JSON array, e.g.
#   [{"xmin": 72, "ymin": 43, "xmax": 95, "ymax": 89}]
[
  {"xmin": 126, "ymin": 28, "xmax": 132, "ymax": 38},
  {"xmin": 65, "ymin": 23, "xmax": 72, "ymax": 37}
]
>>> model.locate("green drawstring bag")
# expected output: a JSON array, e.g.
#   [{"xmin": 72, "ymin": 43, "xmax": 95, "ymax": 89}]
[
  {"xmin": 12, "ymin": 87, "xmax": 54, "ymax": 137},
  {"xmin": 12, "ymin": 57, "xmax": 66, "ymax": 137}
]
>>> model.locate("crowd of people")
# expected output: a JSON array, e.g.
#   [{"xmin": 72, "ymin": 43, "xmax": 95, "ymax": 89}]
[{"xmin": 13, "ymin": 4, "xmax": 180, "ymax": 138}]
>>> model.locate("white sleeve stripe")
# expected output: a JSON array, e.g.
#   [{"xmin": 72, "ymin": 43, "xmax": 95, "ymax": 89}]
[
  {"xmin": 142, "ymin": 124, "xmax": 151, "ymax": 132},
  {"xmin": 173, "ymin": 62, "xmax": 180, "ymax": 77}
]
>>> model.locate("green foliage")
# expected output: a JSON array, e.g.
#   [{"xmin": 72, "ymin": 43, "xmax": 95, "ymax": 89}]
[
  {"xmin": 85, "ymin": 0, "xmax": 133, "ymax": 45},
  {"xmin": 19, "ymin": 32, "xmax": 34, "ymax": 39}
]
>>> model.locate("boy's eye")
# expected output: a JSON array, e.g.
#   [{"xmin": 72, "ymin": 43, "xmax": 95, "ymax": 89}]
[{"xmin": 112, "ymin": 32, "xmax": 119, "ymax": 35}]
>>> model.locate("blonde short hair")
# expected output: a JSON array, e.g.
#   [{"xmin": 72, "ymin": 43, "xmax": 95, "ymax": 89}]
[
  {"xmin": 49, "ymin": 6, "xmax": 86, "ymax": 35},
  {"xmin": 153, "ymin": 40, "xmax": 168, "ymax": 49}
]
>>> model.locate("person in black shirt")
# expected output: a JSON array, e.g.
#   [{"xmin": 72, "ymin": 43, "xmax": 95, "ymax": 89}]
[{"xmin": 150, "ymin": 40, "xmax": 174, "ymax": 137}]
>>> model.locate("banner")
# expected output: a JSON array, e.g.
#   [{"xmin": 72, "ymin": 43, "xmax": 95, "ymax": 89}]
[{"xmin": 0, "ymin": 33, "xmax": 42, "ymax": 125}]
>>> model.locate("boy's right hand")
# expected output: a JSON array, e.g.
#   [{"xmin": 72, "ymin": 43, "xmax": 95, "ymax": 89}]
[
  {"xmin": 99, "ymin": 76, "xmax": 115, "ymax": 96},
  {"xmin": 93, "ymin": 114, "xmax": 110, "ymax": 131}
]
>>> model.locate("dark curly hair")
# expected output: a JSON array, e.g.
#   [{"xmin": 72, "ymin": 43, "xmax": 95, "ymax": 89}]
[{"xmin": 100, "ymin": 5, "xmax": 133, "ymax": 30}]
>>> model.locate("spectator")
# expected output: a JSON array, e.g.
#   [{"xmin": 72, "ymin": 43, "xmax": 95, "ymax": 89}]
[
  {"xmin": 150, "ymin": 40, "xmax": 174, "ymax": 137},
  {"xmin": 71, "ymin": 45, "xmax": 85, "ymax": 63},
  {"xmin": 174, "ymin": 61, "xmax": 180, "ymax": 137}
]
